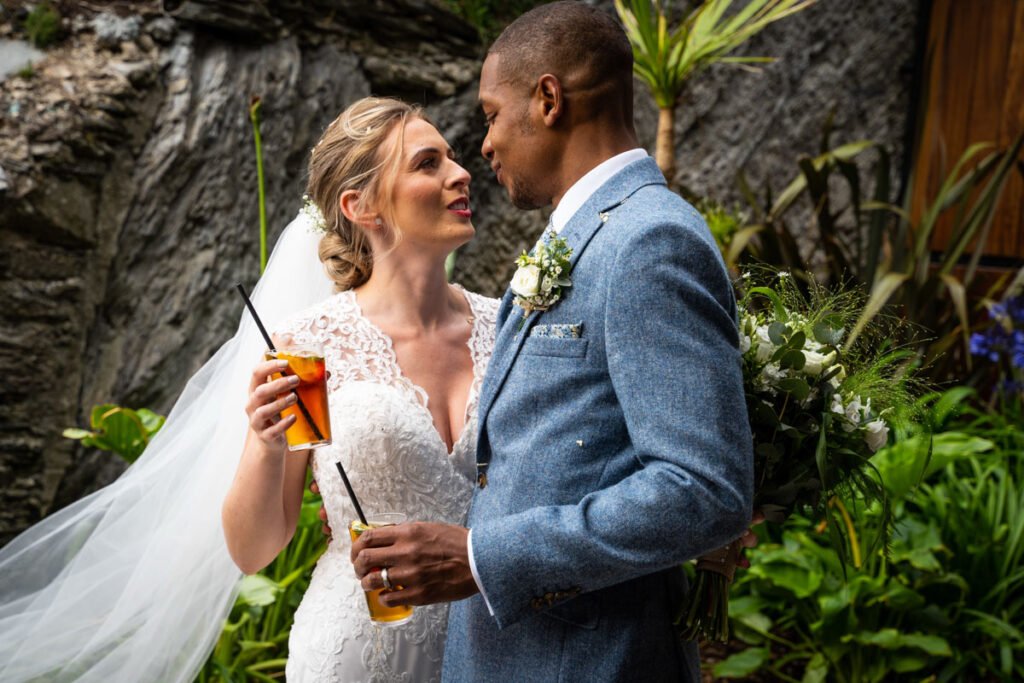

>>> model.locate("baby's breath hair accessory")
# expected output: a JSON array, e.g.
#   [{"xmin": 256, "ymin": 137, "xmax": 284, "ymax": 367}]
[
  {"xmin": 509, "ymin": 231, "xmax": 573, "ymax": 321},
  {"xmin": 300, "ymin": 194, "xmax": 328, "ymax": 233}
]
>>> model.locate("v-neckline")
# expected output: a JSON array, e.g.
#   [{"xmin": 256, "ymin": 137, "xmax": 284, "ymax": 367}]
[{"xmin": 346, "ymin": 286, "xmax": 481, "ymax": 457}]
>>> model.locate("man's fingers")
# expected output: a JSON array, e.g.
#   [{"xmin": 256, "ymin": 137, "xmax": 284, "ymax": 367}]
[
  {"xmin": 352, "ymin": 547, "xmax": 394, "ymax": 578},
  {"xmin": 310, "ymin": 479, "xmax": 321, "ymax": 495},
  {"xmin": 318, "ymin": 506, "xmax": 328, "ymax": 522},
  {"xmin": 321, "ymin": 523, "xmax": 332, "ymax": 538}
]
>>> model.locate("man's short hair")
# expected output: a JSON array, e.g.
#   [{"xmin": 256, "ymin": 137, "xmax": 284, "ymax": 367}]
[{"xmin": 489, "ymin": 1, "xmax": 633, "ymax": 113}]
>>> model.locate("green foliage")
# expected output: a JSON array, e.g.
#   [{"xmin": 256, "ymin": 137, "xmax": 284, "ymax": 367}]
[
  {"xmin": 249, "ymin": 97, "xmax": 268, "ymax": 274},
  {"xmin": 615, "ymin": 0, "xmax": 814, "ymax": 108},
  {"xmin": 724, "ymin": 389, "xmax": 1024, "ymax": 681},
  {"xmin": 726, "ymin": 127, "xmax": 1024, "ymax": 384},
  {"xmin": 196, "ymin": 484, "xmax": 326, "ymax": 682},
  {"xmin": 63, "ymin": 404, "xmax": 166, "ymax": 463},
  {"xmin": 16, "ymin": 63, "xmax": 36, "ymax": 79},
  {"xmin": 442, "ymin": 0, "xmax": 546, "ymax": 43},
  {"xmin": 698, "ymin": 199, "xmax": 752, "ymax": 268},
  {"xmin": 25, "ymin": 2, "xmax": 61, "ymax": 48}
]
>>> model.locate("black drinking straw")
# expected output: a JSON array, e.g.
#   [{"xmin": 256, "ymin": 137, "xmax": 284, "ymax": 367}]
[
  {"xmin": 335, "ymin": 462, "xmax": 368, "ymax": 527},
  {"xmin": 235, "ymin": 284, "xmax": 368, "ymax": 527},
  {"xmin": 235, "ymin": 284, "xmax": 325, "ymax": 442}
]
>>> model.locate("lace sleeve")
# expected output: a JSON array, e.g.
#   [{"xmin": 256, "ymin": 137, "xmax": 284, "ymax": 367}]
[{"xmin": 271, "ymin": 300, "xmax": 336, "ymax": 348}]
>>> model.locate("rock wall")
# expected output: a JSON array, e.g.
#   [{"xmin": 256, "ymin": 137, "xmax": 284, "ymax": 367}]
[{"xmin": 0, "ymin": 0, "xmax": 921, "ymax": 544}]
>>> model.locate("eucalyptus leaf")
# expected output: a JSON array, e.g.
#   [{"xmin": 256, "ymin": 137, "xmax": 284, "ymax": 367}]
[
  {"xmin": 768, "ymin": 321, "xmax": 789, "ymax": 345},
  {"xmin": 812, "ymin": 320, "xmax": 845, "ymax": 346},
  {"xmin": 777, "ymin": 377, "xmax": 810, "ymax": 400},
  {"xmin": 780, "ymin": 350, "xmax": 807, "ymax": 371}
]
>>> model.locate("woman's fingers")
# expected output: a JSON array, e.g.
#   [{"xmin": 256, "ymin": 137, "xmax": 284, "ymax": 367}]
[
  {"xmin": 250, "ymin": 359, "xmax": 290, "ymax": 392},
  {"xmin": 252, "ymin": 392, "xmax": 298, "ymax": 428},
  {"xmin": 263, "ymin": 413, "xmax": 296, "ymax": 439},
  {"xmin": 252, "ymin": 375, "xmax": 300, "ymax": 406}
]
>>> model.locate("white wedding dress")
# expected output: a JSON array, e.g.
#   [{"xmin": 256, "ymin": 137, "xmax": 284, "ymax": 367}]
[{"xmin": 276, "ymin": 286, "xmax": 497, "ymax": 683}]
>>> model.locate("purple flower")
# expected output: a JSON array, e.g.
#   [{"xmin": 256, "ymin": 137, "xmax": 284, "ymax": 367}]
[
  {"xmin": 990, "ymin": 296, "xmax": 1024, "ymax": 325},
  {"xmin": 971, "ymin": 328, "xmax": 1011, "ymax": 363},
  {"xmin": 1013, "ymin": 330, "xmax": 1024, "ymax": 369}
]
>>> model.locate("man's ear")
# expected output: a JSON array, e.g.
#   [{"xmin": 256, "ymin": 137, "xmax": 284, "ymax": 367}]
[
  {"xmin": 536, "ymin": 73, "xmax": 564, "ymax": 127},
  {"xmin": 339, "ymin": 190, "xmax": 380, "ymax": 229}
]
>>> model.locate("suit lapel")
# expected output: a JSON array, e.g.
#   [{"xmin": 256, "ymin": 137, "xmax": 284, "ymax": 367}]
[{"xmin": 476, "ymin": 157, "xmax": 668, "ymax": 438}]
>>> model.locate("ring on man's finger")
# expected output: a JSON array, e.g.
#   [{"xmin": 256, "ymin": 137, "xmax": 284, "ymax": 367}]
[{"xmin": 381, "ymin": 567, "xmax": 394, "ymax": 591}]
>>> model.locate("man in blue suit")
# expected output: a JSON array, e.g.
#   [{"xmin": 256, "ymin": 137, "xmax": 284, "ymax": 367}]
[{"xmin": 352, "ymin": 2, "xmax": 754, "ymax": 680}]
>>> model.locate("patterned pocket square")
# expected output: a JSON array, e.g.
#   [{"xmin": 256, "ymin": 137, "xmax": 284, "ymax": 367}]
[{"xmin": 530, "ymin": 322, "xmax": 583, "ymax": 339}]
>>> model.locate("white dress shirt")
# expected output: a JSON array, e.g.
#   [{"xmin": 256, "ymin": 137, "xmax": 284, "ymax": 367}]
[{"xmin": 467, "ymin": 147, "xmax": 650, "ymax": 615}]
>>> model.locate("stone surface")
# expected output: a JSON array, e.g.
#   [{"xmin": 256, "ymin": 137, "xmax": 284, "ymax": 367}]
[
  {"xmin": 0, "ymin": 0, "xmax": 921, "ymax": 544},
  {"xmin": 0, "ymin": 38, "xmax": 44, "ymax": 80}
]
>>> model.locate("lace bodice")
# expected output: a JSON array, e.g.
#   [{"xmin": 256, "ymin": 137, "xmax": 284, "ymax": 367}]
[{"xmin": 275, "ymin": 286, "xmax": 497, "ymax": 683}]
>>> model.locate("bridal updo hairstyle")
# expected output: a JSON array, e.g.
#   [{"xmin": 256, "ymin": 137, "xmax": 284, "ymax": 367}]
[{"xmin": 307, "ymin": 97, "xmax": 423, "ymax": 291}]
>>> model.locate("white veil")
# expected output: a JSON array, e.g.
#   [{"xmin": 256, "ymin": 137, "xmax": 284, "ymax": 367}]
[{"xmin": 0, "ymin": 213, "xmax": 335, "ymax": 682}]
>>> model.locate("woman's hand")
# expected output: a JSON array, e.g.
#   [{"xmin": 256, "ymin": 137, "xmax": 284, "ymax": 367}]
[{"xmin": 246, "ymin": 358, "xmax": 299, "ymax": 452}]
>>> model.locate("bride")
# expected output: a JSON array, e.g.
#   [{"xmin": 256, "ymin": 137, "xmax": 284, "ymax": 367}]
[
  {"xmin": 0, "ymin": 96, "xmax": 496, "ymax": 682},
  {"xmin": 223, "ymin": 98, "xmax": 496, "ymax": 682}
]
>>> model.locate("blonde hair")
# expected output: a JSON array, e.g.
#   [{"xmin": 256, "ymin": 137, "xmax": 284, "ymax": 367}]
[{"xmin": 307, "ymin": 97, "xmax": 423, "ymax": 291}]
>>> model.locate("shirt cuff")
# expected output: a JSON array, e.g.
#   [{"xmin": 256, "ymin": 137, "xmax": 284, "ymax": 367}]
[{"xmin": 466, "ymin": 528, "xmax": 495, "ymax": 616}]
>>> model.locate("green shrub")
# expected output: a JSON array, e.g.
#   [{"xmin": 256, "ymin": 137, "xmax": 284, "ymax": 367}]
[
  {"xmin": 442, "ymin": 0, "xmax": 546, "ymax": 43},
  {"xmin": 64, "ymin": 404, "xmax": 166, "ymax": 463},
  {"xmin": 25, "ymin": 3, "xmax": 61, "ymax": 48},
  {"xmin": 718, "ymin": 389, "xmax": 1024, "ymax": 681}
]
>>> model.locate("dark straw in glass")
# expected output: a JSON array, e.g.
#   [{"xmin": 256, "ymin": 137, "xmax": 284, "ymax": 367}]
[{"xmin": 235, "ymin": 284, "xmax": 368, "ymax": 526}]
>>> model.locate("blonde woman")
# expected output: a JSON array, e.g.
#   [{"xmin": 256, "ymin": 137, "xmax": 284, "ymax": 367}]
[
  {"xmin": 0, "ymin": 96, "xmax": 493, "ymax": 683},
  {"xmin": 222, "ymin": 97, "xmax": 496, "ymax": 682}
]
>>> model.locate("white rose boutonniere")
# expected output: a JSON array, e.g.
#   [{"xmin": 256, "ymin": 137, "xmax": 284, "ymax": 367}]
[
  {"xmin": 510, "ymin": 264, "xmax": 542, "ymax": 298},
  {"xmin": 510, "ymin": 231, "xmax": 573, "ymax": 320}
]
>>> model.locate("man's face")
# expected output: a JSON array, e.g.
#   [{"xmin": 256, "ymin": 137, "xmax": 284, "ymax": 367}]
[{"xmin": 478, "ymin": 54, "xmax": 551, "ymax": 210}]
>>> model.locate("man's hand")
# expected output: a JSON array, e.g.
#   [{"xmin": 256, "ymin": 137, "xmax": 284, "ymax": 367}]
[
  {"xmin": 350, "ymin": 522, "xmax": 478, "ymax": 607},
  {"xmin": 737, "ymin": 509, "xmax": 765, "ymax": 569},
  {"xmin": 309, "ymin": 479, "xmax": 332, "ymax": 539}
]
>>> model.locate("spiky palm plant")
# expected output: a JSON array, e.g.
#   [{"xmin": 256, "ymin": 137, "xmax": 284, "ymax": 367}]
[{"xmin": 614, "ymin": 0, "xmax": 814, "ymax": 182}]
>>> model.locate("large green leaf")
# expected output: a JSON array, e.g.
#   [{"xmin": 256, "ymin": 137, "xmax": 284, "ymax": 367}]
[
  {"xmin": 801, "ymin": 653, "xmax": 828, "ymax": 683},
  {"xmin": 236, "ymin": 574, "xmax": 281, "ymax": 608},
  {"xmin": 870, "ymin": 432, "xmax": 994, "ymax": 500},
  {"xmin": 713, "ymin": 646, "xmax": 770, "ymax": 678},
  {"xmin": 849, "ymin": 628, "xmax": 951, "ymax": 657},
  {"xmin": 747, "ymin": 547, "xmax": 823, "ymax": 598}
]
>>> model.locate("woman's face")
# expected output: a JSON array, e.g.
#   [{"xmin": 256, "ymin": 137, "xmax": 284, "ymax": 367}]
[{"xmin": 383, "ymin": 117, "xmax": 474, "ymax": 256}]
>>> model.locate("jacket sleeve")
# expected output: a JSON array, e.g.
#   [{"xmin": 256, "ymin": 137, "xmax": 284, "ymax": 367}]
[{"xmin": 469, "ymin": 209, "xmax": 754, "ymax": 629}]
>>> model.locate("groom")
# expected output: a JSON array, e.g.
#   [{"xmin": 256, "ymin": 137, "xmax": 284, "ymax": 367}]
[{"xmin": 351, "ymin": 2, "xmax": 753, "ymax": 680}]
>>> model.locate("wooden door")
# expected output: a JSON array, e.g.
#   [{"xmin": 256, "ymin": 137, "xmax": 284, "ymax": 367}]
[{"xmin": 911, "ymin": 0, "xmax": 1024, "ymax": 264}]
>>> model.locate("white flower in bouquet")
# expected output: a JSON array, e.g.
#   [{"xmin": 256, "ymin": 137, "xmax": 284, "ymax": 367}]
[
  {"xmin": 683, "ymin": 268, "xmax": 918, "ymax": 644},
  {"xmin": 511, "ymin": 265, "xmax": 542, "ymax": 298},
  {"xmin": 803, "ymin": 348, "xmax": 837, "ymax": 375},
  {"xmin": 754, "ymin": 325, "xmax": 775, "ymax": 363},
  {"xmin": 864, "ymin": 419, "xmax": 890, "ymax": 452}
]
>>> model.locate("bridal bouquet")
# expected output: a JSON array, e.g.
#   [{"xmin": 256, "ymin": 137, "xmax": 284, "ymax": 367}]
[{"xmin": 681, "ymin": 271, "xmax": 916, "ymax": 642}]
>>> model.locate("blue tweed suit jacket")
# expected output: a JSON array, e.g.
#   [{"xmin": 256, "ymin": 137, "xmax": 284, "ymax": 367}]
[{"xmin": 443, "ymin": 157, "xmax": 753, "ymax": 682}]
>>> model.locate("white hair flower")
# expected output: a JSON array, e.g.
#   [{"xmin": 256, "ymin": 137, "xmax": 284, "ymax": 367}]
[{"xmin": 301, "ymin": 195, "xmax": 328, "ymax": 233}]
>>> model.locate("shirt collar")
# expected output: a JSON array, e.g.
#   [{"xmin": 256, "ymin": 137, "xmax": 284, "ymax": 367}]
[{"xmin": 548, "ymin": 148, "xmax": 649, "ymax": 234}]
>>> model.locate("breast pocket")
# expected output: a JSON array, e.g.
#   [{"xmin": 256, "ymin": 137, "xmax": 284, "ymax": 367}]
[{"xmin": 521, "ymin": 336, "xmax": 589, "ymax": 358}]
